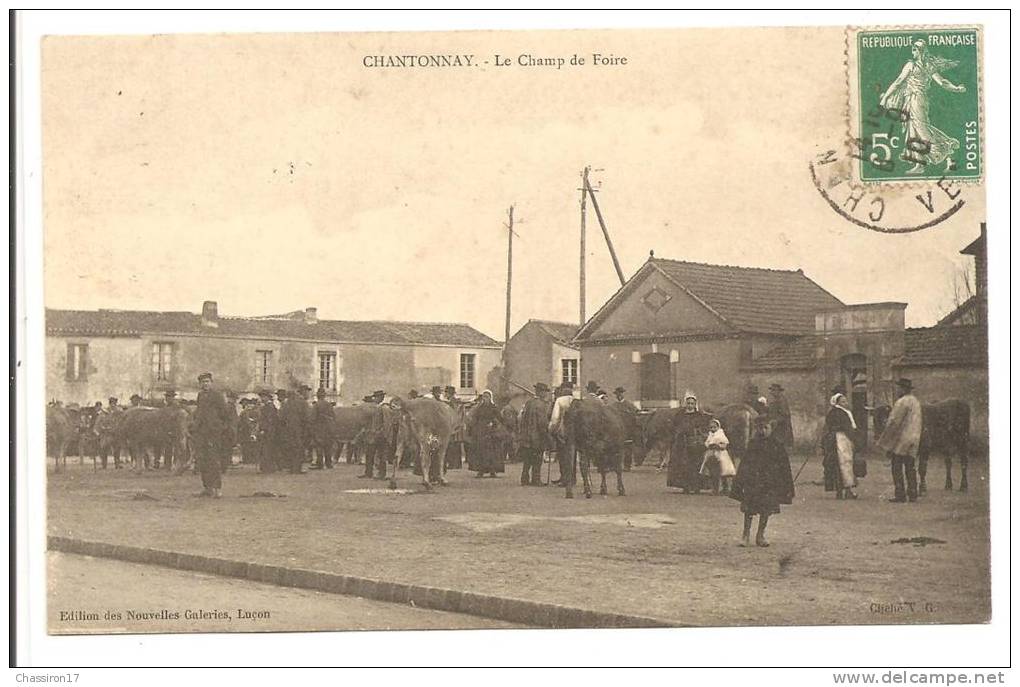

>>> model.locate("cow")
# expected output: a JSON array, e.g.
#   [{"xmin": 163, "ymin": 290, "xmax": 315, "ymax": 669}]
[
  {"xmin": 389, "ymin": 397, "xmax": 459, "ymax": 491},
  {"xmin": 607, "ymin": 401, "xmax": 646, "ymax": 468},
  {"xmin": 118, "ymin": 406, "xmax": 190, "ymax": 471},
  {"xmin": 46, "ymin": 405, "xmax": 79, "ymax": 472},
  {"xmin": 92, "ymin": 408, "xmax": 127, "ymax": 470},
  {"xmin": 872, "ymin": 399, "xmax": 971, "ymax": 492},
  {"xmin": 331, "ymin": 405, "xmax": 376, "ymax": 463},
  {"xmin": 641, "ymin": 407, "xmax": 681, "ymax": 469},
  {"xmin": 562, "ymin": 397, "xmax": 626, "ymax": 498},
  {"xmin": 713, "ymin": 403, "xmax": 758, "ymax": 461}
]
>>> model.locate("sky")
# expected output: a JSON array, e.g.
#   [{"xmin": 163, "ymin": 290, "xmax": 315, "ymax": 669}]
[{"xmin": 41, "ymin": 26, "xmax": 986, "ymax": 340}]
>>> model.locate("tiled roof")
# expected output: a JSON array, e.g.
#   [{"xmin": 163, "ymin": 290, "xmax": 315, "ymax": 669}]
[
  {"xmin": 652, "ymin": 259, "xmax": 844, "ymax": 335},
  {"xmin": 744, "ymin": 336, "xmax": 823, "ymax": 371},
  {"xmin": 46, "ymin": 309, "xmax": 500, "ymax": 347},
  {"xmin": 936, "ymin": 294, "xmax": 984, "ymax": 327},
  {"xmin": 574, "ymin": 258, "xmax": 844, "ymax": 341},
  {"xmin": 530, "ymin": 320, "xmax": 580, "ymax": 346},
  {"xmin": 898, "ymin": 325, "xmax": 987, "ymax": 368},
  {"xmin": 744, "ymin": 325, "xmax": 987, "ymax": 371}
]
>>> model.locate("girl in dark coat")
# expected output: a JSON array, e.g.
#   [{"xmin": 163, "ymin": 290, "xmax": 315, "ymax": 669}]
[{"xmin": 730, "ymin": 415, "xmax": 795, "ymax": 547}]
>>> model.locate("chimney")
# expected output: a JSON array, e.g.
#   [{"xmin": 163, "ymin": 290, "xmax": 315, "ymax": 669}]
[
  {"xmin": 201, "ymin": 300, "xmax": 219, "ymax": 328},
  {"xmin": 304, "ymin": 307, "xmax": 318, "ymax": 324}
]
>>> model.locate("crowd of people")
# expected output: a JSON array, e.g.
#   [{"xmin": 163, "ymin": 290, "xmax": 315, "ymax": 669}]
[{"xmin": 50, "ymin": 370, "xmax": 931, "ymax": 542}]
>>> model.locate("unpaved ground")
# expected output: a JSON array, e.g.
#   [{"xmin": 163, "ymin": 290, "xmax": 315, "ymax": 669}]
[
  {"xmin": 47, "ymin": 452, "xmax": 991, "ymax": 628},
  {"xmin": 48, "ymin": 551, "xmax": 518, "ymax": 633}
]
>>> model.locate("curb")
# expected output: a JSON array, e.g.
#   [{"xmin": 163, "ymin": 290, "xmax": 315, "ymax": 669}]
[{"xmin": 48, "ymin": 536, "xmax": 679, "ymax": 629}]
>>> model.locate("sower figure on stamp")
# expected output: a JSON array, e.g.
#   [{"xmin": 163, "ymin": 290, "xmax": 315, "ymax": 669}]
[
  {"xmin": 730, "ymin": 415, "xmax": 795, "ymax": 547},
  {"xmin": 879, "ymin": 40, "xmax": 968, "ymax": 175},
  {"xmin": 193, "ymin": 372, "xmax": 233, "ymax": 498},
  {"xmin": 518, "ymin": 382, "xmax": 551, "ymax": 486},
  {"xmin": 877, "ymin": 378, "xmax": 923, "ymax": 503}
]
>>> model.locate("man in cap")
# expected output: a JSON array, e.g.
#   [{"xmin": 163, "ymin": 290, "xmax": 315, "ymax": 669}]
[
  {"xmin": 408, "ymin": 389, "xmax": 419, "ymax": 400},
  {"xmin": 767, "ymin": 383, "xmax": 794, "ymax": 449},
  {"xmin": 611, "ymin": 387, "xmax": 640, "ymax": 470},
  {"xmin": 518, "ymin": 382, "xmax": 552, "ymax": 486},
  {"xmin": 278, "ymin": 385, "xmax": 310, "ymax": 474},
  {"xmin": 256, "ymin": 390, "xmax": 279, "ymax": 473},
  {"xmin": 192, "ymin": 372, "xmax": 233, "ymax": 497},
  {"xmin": 129, "ymin": 393, "xmax": 143, "ymax": 408},
  {"xmin": 311, "ymin": 386, "xmax": 336, "ymax": 469},
  {"xmin": 95, "ymin": 396, "xmax": 125, "ymax": 469},
  {"xmin": 877, "ymin": 378, "xmax": 923, "ymax": 503}
]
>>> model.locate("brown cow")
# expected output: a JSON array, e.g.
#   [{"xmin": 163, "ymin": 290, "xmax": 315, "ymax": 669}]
[
  {"xmin": 389, "ymin": 397, "xmax": 459, "ymax": 491},
  {"xmin": 46, "ymin": 405, "xmax": 79, "ymax": 472},
  {"xmin": 563, "ymin": 397, "xmax": 626, "ymax": 498},
  {"xmin": 331, "ymin": 405, "xmax": 376, "ymax": 463},
  {"xmin": 119, "ymin": 406, "xmax": 190, "ymax": 471},
  {"xmin": 873, "ymin": 399, "xmax": 971, "ymax": 492}
]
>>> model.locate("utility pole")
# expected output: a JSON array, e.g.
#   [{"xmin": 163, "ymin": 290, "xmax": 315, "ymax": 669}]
[
  {"xmin": 579, "ymin": 166, "xmax": 589, "ymax": 326},
  {"xmin": 585, "ymin": 175, "xmax": 626, "ymax": 287},
  {"xmin": 504, "ymin": 205, "xmax": 514, "ymax": 351}
]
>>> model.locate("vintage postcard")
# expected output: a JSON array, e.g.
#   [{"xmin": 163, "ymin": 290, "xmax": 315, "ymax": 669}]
[{"xmin": 29, "ymin": 20, "xmax": 995, "ymax": 647}]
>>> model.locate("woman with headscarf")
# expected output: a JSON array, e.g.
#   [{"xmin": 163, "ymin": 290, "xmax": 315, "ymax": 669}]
[
  {"xmin": 468, "ymin": 390, "xmax": 506, "ymax": 477},
  {"xmin": 822, "ymin": 393, "xmax": 859, "ymax": 499},
  {"xmin": 667, "ymin": 393, "xmax": 714, "ymax": 494}
]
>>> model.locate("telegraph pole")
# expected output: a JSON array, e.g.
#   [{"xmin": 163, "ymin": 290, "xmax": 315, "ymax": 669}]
[
  {"xmin": 504, "ymin": 205, "xmax": 514, "ymax": 351},
  {"xmin": 579, "ymin": 166, "xmax": 590, "ymax": 325}
]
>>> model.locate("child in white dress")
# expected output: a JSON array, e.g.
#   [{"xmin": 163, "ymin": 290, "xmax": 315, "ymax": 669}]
[{"xmin": 702, "ymin": 419, "xmax": 737, "ymax": 495}]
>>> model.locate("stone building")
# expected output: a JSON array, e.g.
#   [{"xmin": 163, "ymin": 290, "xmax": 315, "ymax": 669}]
[
  {"xmin": 47, "ymin": 301, "xmax": 501, "ymax": 405},
  {"xmin": 573, "ymin": 232, "xmax": 988, "ymax": 450},
  {"xmin": 503, "ymin": 319, "xmax": 580, "ymax": 393}
]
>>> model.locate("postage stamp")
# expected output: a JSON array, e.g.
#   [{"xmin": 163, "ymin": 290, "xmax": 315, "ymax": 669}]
[{"xmin": 847, "ymin": 27, "xmax": 982, "ymax": 183}]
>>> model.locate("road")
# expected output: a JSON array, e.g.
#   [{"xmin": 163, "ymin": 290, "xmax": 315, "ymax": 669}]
[{"xmin": 48, "ymin": 552, "xmax": 519, "ymax": 634}]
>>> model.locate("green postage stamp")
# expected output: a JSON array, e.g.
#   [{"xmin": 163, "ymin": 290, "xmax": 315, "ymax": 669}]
[{"xmin": 847, "ymin": 27, "xmax": 982, "ymax": 183}]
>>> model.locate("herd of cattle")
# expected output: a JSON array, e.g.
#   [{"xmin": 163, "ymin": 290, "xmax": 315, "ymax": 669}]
[{"xmin": 44, "ymin": 393, "xmax": 974, "ymax": 494}]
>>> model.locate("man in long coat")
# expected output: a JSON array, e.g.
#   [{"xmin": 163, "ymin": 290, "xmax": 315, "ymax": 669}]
[
  {"xmin": 311, "ymin": 387, "xmax": 336, "ymax": 469},
  {"xmin": 360, "ymin": 390, "xmax": 395, "ymax": 480},
  {"xmin": 192, "ymin": 372, "xmax": 233, "ymax": 497},
  {"xmin": 611, "ymin": 386, "xmax": 640, "ymax": 470},
  {"xmin": 667, "ymin": 393, "xmax": 714, "ymax": 493},
  {"xmin": 767, "ymin": 383, "xmax": 794, "ymax": 449},
  {"xmin": 877, "ymin": 378, "xmax": 923, "ymax": 502},
  {"xmin": 278, "ymin": 385, "xmax": 309, "ymax": 474},
  {"xmin": 256, "ymin": 390, "xmax": 279, "ymax": 473},
  {"xmin": 237, "ymin": 399, "xmax": 260, "ymax": 465},
  {"xmin": 517, "ymin": 383, "xmax": 551, "ymax": 486}
]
